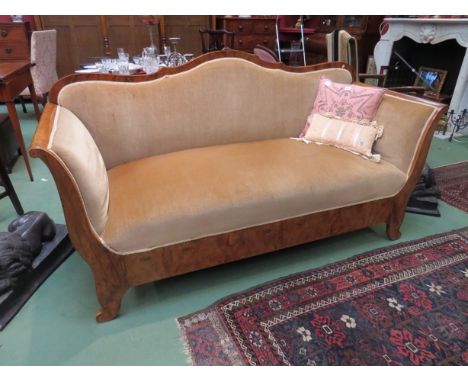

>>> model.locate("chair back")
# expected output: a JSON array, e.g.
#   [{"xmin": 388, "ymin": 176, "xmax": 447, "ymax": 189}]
[
  {"xmin": 326, "ymin": 29, "xmax": 359, "ymax": 79},
  {"xmin": 199, "ymin": 28, "xmax": 235, "ymax": 53},
  {"xmin": 253, "ymin": 44, "xmax": 279, "ymax": 63},
  {"xmin": 30, "ymin": 30, "xmax": 58, "ymax": 96}
]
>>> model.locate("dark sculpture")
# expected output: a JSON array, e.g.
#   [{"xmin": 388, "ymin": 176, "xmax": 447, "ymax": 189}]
[
  {"xmin": 406, "ymin": 164, "xmax": 441, "ymax": 217},
  {"xmin": 0, "ymin": 212, "xmax": 56, "ymax": 294}
]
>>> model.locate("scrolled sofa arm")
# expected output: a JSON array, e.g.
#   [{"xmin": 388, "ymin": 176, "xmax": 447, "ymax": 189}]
[
  {"xmin": 373, "ymin": 90, "xmax": 447, "ymax": 176},
  {"xmin": 30, "ymin": 103, "xmax": 109, "ymax": 236}
]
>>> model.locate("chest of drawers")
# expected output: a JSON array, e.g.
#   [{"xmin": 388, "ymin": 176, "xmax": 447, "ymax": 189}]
[
  {"xmin": 217, "ymin": 16, "xmax": 276, "ymax": 53},
  {"xmin": 0, "ymin": 23, "xmax": 30, "ymax": 61}
]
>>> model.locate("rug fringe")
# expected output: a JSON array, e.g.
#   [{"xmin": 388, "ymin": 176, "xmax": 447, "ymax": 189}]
[
  {"xmin": 434, "ymin": 159, "xmax": 468, "ymax": 168},
  {"xmin": 175, "ymin": 318, "xmax": 195, "ymax": 366}
]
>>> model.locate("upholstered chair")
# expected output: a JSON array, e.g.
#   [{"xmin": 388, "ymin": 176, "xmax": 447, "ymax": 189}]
[
  {"xmin": 253, "ymin": 44, "xmax": 279, "ymax": 63},
  {"xmin": 20, "ymin": 30, "xmax": 58, "ymax": 110},
  {"xmin": 326, "ymin": 29, "xmax": 359, "ymax": 79}
]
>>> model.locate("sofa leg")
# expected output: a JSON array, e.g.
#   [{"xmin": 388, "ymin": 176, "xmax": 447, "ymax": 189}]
[
  {"xmin": 95, "ymin": 282, "xmax": 128, "ymax": 323},
  {"xmin": 386, "ymin": 222, "xmax": 401, "ymax": 240},
  {"xmin": 386, "ymin": 209, "xmax": 404, "ymax": 240}
]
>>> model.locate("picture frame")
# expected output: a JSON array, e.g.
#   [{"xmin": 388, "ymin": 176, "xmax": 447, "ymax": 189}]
[{"xmin": 414, "ymin": 66, "xmax": 447, "ymax": 94}]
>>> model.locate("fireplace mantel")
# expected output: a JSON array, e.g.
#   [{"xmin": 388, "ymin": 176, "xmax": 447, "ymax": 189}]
[{"xmin": 374, "ymin": 18, "xmax": 468, "ymax": 128}]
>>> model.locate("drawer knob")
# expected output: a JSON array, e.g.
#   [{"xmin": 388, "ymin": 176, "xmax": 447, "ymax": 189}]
[
  {"xmin": 238, "ymin": 39, "xmax": 243, "ymax": 45},
  {"xmin": 5, "ymin": 47, "xmax": 12, "ymax": 54},
  {"xmin": 264, "ymin": 25, "xmax": 269, "ymax": 30},
  {"xmin": 238, "ymin": 25, "xmax": 243, "ymax": 30},
  {"xmin": 1, "ymin": 30, "xmax": 8, "ymax": 38},
  {"xmin": 263, "ymin": 39, "xmax": 268, "ymax": 44}
]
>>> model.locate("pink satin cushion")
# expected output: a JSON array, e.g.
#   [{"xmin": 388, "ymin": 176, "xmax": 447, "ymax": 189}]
[{"xmin": 300, "ymin": 78, "xmax": 385, "ymax": 137}]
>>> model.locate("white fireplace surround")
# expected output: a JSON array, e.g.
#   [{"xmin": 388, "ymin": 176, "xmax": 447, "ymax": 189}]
[{"xmin": 374, "ymin": 18, "xmax": 468, "ymax": 130}]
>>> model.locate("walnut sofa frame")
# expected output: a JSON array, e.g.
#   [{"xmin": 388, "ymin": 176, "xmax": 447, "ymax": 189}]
[{"xmin": 30, "ymin": 50, "xmax": 446, "ymax": 322}]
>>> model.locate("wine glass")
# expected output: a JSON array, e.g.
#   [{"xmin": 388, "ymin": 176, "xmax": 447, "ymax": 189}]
[{"xmin": 167, "ymin": 37, "xmax": 187, "ymax": 67}]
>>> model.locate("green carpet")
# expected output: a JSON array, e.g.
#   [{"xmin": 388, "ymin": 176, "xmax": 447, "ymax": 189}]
[{"xmin": 0, "ymin": 104, "xmax": 467, "ymax": 365}]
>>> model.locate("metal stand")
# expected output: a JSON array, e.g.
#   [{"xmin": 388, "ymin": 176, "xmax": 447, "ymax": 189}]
[
  {"xmin": 448, "ymin": 109, "xmax": 468, "ymax": 142},
  {"xmin": 275, "ymin": 16, "xmax": 307, "ymax": 66}
]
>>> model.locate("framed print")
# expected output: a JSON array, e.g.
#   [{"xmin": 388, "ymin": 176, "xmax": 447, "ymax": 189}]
[{"xmin": 414, "ymin": 66, "xmax": 447, "ymax": 94}]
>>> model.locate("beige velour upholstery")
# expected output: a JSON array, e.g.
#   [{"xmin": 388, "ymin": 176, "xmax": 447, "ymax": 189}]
[
  {"xmin": 50, "ymin": 58, "xmax": 440, "ymax": 254},
  {"xmin": 49, "ymin": 106, "xmax": 109, "ymax": 234},
  {"xmin": 374, "ymin": 93, "xmax": 438, "ymax": 174},
  {"xmin": 102, "ymin": 138, "xmax": 407, "ymax": 253},
  {"xmin": 57, "ymin": 58, "xmax": 353, "ymax": 169}
]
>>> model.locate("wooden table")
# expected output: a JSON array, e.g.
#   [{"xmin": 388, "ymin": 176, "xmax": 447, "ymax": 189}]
[{"xmin": 0, "ymin": 60, "xmax": 41, "ymax": 181}]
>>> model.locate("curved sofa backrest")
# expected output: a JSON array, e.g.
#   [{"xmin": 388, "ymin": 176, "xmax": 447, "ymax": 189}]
[{"xmin": 57, "ymin": 58, "xmax": 352, "ymax": 169}]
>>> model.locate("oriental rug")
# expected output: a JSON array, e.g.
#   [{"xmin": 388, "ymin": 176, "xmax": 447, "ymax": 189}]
[
  {"xmin": 433, "ymin": 161, "xmax": 468, "ymax": 213},
  {"xmin": 177, "ymin": 228, "xmax": 468, "ymax": 365}
]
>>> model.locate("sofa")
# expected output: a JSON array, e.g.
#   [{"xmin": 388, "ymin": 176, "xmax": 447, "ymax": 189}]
[{"xmin": 30, "ymin": 50, "xmax": 446, "ymax": 322}]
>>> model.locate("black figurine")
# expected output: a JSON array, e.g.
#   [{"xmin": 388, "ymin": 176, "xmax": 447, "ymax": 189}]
[{"xmin": 0, "ymin": 212, "xmax": 56, "ymax": 294}]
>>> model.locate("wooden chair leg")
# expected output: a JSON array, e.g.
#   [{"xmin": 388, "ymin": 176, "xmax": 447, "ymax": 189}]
[
  {"xmin": 40, "ymin": 93, "xmax": 49, "ymax": 109},
  {"xmin": 18, "ymin": 96, "xmax": 27, "ymax": 114},
  {"xmin": 5, "ymin": 101, "xmax": 34, "ymax": 181},
  {"xmin": 0, "ymin": 156, "xmax": 24, "ymax": 215}
]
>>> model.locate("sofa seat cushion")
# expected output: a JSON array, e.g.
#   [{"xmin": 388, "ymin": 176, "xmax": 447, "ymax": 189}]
[{"xmin": 102, "ymin": 138, "xmax": 407, "ymax": 254}]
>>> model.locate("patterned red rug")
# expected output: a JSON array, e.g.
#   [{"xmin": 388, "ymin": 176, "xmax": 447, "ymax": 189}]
[
  {"xmin": 433, "ymin": 161, "xmax": 468, "ymax": 212},
  {"xmin": 177, "ymin": 228, "xmax": 468, "ymax": 365}
]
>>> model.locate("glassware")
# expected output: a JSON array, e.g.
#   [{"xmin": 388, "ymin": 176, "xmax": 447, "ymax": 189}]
[
  {"xmin": 101, "ymin": 58, "xmax": 117, "ymax": 73},
  {"xmin": 118, "ymin": 52, "xmax": 129, "ymax": 62},
  {"xmin": 95, "ymin": 61, "xmax": 104, "ymax": 72},
  {"xmin": 184, "ymin": 53, "xmax": 194, "ymax": 62},
  {"xmin": 142, "ymin": 56, "xmax": 159, "ymax": 74},
  {"xmin": 139, "ymin": 16, "xmax": 160, "ymax": 49},
  {"xmin": 143, "ymin": 46, "xmax": 157, "ymax": 58},
  {"xmin": 157, "ymin": 54, "xmax": 167, "ymax": 66},
  {"xmin": 117, "ymin": 60, "xmax": 130, "ymax": 75},
  {"xmin": 167, "ymin": 37, "xmax": 187, "ymax": 67},
  {"xmin": 163, "ymin": 42, "xmax": 171, "ymax": 56},
  {"xmin": 101, "ymin": 58, "xmax": 111, "ymax": 73},
  {"xmin": 133, "ymin": 56, "xmax": 142, "ymax": 66}
]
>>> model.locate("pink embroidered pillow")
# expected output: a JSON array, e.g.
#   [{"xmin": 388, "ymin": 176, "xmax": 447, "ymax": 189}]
[
  {"xmin": 303, "ymin": 113, "xmax": 384, "ymax": 162},
  {"xmin": 300, "ymin": 77, "xmax": 385, "ymax": 137}
]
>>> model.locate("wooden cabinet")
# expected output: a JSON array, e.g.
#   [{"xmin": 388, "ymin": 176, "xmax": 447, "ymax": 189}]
[
  {"xmin": 0, "ymin": 23, "xmax": 30, "ymax": 61},
  {"xmin": 217, "ymin": 16, "xmax": 276, "ymax": 52},
  {"xmin": 305, "ymin": 16, "xmax": 384, "ymax": 72},
  {"xmin": 36, "ymin": 16, "xmax": 211, "ymax": 77}
]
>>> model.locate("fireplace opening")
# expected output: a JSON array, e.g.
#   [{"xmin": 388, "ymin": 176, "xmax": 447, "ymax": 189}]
[{"xmin": 385, "ymin": 37, "xmax": 465, "ymax": 96}]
